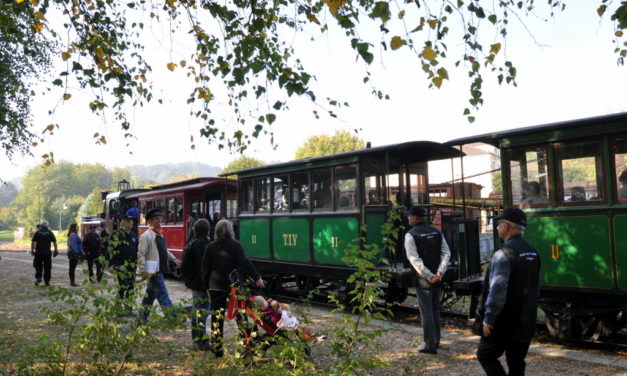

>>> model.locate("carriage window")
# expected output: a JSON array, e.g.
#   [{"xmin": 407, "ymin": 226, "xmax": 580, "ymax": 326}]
[
  {"xmin": 273, "ymin": 176, "xmax": 289, "ymax": 212},
  {"xmin": 507, "ymin": 146, "xmax": 550, "ymax": 206},
  {"xmin": 175, "ymin": 197, "xmax": 183, "ymax": 223},
  {"xmin": 336, "ymin": 165, "xmax": 357, "ymax": 209},
  {"xmin": 364, "ymin": 172, "xmax": 384, "ymax": 205},
  {"xmin": 408, "ymin": 163, "xmax": 428, "ymax": 205},
  {"xmin": 312, "ymin": 168, "xmax": 332, "ymax": 209},
  {"xmin": 141, "ymin": 200, "xmax": 152, "ymax": 224},
  {"xmin": 557, "ymin": 141, "xmax": 604, "ymax": 203},
  {"xmin": 166, "ymin": 198, "xmax": 175, "ymax": 224},
  {"xmin": 291, "ymin": 172, "xmax": 310, "ymax": 210},
  {"xmin": 613, "ymin": 136, "xmax": 627, "ymax": 202},
  {"xmin": 226, "ymin": 199, "xmax": 237, "ymax": 218},
  {"xmin": 388, "ymin": 172, "xmax": 405, "ymax": 207},
  {"xmin": 255, "ymin": 177, "xmax": 271, "ymax": 212},
  {"xmin": 240, "ymin": 180, "xmax": 253, "ymax": 212},
  {"xmin": 208, "ymin": 200, "xmax": 221, "ymax": 219},
  {"xmin": 155, "ymin": 198, "xmax": 165, "ymax": 224},
  {"xmin": 191, "ymin": 200, "xmax": 200, "ymax": 217}
]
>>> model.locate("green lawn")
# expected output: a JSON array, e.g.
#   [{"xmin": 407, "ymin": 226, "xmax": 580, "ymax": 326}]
[{"xmin": 0, "ymin": 231, "xmax": 13, "ymax": 242}]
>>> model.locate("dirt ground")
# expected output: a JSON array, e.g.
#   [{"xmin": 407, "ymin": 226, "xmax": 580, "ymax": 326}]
[{"xmin": 1, "ymin": 249, "xmax": 625, "ymax": 375}]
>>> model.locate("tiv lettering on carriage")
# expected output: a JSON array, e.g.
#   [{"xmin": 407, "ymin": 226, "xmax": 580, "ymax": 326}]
[{"xmin": 283, "ymin": 234, "xmax": 298, "ymax": 246}]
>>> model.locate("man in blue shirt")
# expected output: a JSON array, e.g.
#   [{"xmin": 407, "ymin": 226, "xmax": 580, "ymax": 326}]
[
  {"xmin": 125, "ymin": 201, "xmax": 140, "ymax": 228},
  {"xmin": 477, "ymin": 208, "xmax": 541, "ymax": 376}
]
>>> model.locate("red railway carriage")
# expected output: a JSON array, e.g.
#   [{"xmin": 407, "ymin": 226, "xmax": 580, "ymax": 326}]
[{"xmin": 127, "ymin": 177, "xmax": 237, "ymax": 260}]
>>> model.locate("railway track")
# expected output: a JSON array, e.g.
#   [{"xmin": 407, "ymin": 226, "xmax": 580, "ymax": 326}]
[{"xmin": 264, "ymin": 284, "xmax": 627, "ymax": 356}]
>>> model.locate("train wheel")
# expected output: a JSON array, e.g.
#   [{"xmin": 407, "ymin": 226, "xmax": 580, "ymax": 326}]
[
  {"xmin": 295, "ymin": 275, "xmax": 320, "ymax": 296},
  {"xmin": 543, "ymin": 307, "xmax": 626, "ymax": 341},
  {"xmin": 384, "ymin": 282, "xmax": 408, "ymax": 305}
]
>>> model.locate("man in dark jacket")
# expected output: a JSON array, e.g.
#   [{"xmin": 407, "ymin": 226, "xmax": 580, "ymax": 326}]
[
  {"xmin": 180, "ymin": 218, "xmax": 212, "ymax": 350},
  {"xmin": 201, "ymin": 219, "xmax": 264, "ymax": 357},
  {"xmin": 477, "ymin": 208, "xmax": 541, "ymax": 376},
  {"xmin": 30, "ymin": 221, "xmax": 58, "ymax": 286},
  {"xmin": 108, "ymin": 215, "xmax": 138, "ymax": 311},
  {"xmin": 404, "ymin": 206, "xmax": 450, "ymax": 355},
  {"xmin": 83, "ymin": 224, "xmax": 103, "ymax": 282},
  {"xmin": 185, "ymin": 211, "xmax": 199, "ymax": 244}
]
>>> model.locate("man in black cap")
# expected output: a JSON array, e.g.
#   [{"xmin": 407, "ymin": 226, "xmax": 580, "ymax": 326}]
[
  {"xmin": 477, "ymin": 208, "xmax": 541, "ymax": 376},
  {"xmin": 186, "ymin": 211, "xmax": 198, "ymax": 244},
  {"xmin": 137, "ymin": 208, "xmax": 179, "ymax": 320},
  {"xmin": 404, "ymin": 206, "xmax": 450, "ymax": 354},
  {"xmin": 108, "ymin": 214, "xmax": 138, "ymax": 314},
  {"xmin": 30, "ymin": 221, "xmax": 58, "ymax": 286}
]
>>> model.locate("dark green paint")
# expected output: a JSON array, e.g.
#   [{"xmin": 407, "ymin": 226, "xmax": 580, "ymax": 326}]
[
  {"xmin": 313, "ymin": 217, "xmax": 359, "ymax": 265},
  {"xmin": 273, "ymin": 218, "xmax": 310, "ymax": 262},
  {"xmin": 365, "ymin": 213, "xmax": 386, "ymax": 259},
  {"xmin": 239, "ymin": 219, "xmax": 270, "ymax": 258},
  {"xmin": 525, "ymin": 216, "xmax": 613, "ymax": 289},
  {"xmin": 615, "ymin": 215, "xmax": 627, "ymax": 290}
]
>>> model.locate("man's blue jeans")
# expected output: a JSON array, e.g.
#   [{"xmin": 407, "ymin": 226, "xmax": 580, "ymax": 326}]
[
  {"xmin": 416, "ymin": 285, "xmax": 443, "ymax": 351},
  {"xmin": 140, "ymin": 273, "xmax": 173, "ymax": 320},
  {"xmin": 191, "ymin": 289, "xmax": 211, "ymax": 347}
]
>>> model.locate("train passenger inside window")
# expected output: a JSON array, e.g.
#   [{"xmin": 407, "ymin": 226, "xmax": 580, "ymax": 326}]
[
  {"xmin": 569, "ymin": 186, "xmax": 587, "ymax": 201},
  {"xmin": 367, "ymin": 190, "xmax": 381, "ymax": 204},
  {"xmin": 520, "ymin": 181, "xmax": 548, "ymax": 205},
  {"xmin": 312, "ymin": 169, "xmax": 332, "ymax": 209},
  {"xmin": 557, "ymin": 140, "xmax": 604, "ymax": 203},
  {"xmin": 619, "ymin": 170, "xmax": 627, "ymax": 199},
  {"xmin": 507, "ymin": 145, "xmax": 549, "ymax": 206},
  {"xmin": 291, "ymin": 173, "xmax": 309, "ymax": 210}
]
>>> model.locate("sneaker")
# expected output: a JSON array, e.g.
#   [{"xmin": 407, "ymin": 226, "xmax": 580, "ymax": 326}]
[
  {"xmin": 418, "ymin": 346, "xmax": 437, "ymax": 354},
  {"xmin": 70, "ymin": 282, "xmax": 79, "ymax": 287},
  {"xmin": 34, "ymin": 280, "xmax": 41, "ymax": 286}
]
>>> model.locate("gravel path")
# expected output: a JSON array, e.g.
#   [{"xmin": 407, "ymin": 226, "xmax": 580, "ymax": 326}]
[{"xmin": 1, "ymin": 250, "xmax": 626, "ymax": 375}]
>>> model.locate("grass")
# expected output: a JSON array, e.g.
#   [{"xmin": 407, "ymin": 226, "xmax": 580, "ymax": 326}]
[{"xmin": 0, "ymin": 230, "xmax": 13, "ymax": 242}]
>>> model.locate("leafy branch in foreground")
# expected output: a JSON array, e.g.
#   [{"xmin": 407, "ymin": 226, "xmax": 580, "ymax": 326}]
[{"xmin": 2, "ymin": 1, "xmax": 625, "ymax": 159}]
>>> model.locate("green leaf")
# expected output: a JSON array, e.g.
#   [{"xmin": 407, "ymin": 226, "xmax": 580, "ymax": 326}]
[{"xmin": 390, "ymin": 36, "xmax": 406, "ymax": 50}]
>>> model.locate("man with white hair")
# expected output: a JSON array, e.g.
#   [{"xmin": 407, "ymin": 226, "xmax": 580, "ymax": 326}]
[{"xmin": 30, "ymin": 221, "xmax": 58, "ymax": 286}]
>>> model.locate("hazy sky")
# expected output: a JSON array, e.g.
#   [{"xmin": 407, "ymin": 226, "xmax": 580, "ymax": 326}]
[{"xmin": 2, "ymin": 2, "xmax": 625, "ymax": 182}]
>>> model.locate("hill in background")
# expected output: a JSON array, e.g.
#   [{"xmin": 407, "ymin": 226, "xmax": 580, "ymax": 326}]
[{"xmin": 126, "ymin": 162, "xmax": 222, "ymax": 186}]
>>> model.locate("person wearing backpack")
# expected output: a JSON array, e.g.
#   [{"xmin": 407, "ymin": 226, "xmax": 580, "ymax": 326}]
[
  {"xmin": 66, "ymin": 223, "xmax": 83, "ymax": 287},
  {"xmin": 180, "ymin": 218, "xmax": 212, "ymax": 350},
  {"xmin": 477, "ymin": 208, "xmax": 541, "ymax": 376}
]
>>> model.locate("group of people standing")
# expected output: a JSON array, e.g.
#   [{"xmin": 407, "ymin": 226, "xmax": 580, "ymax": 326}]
[
  {"xmin": 179, "ymin": 213, "xmax": 264, "ymax": 355},
  {"xmin": 404, "ymin": 205, "xmax": 540, "ymax": 376},
  {"xmin": 30, "ymin": 202, "xmax": 541, "ymax": 374}
]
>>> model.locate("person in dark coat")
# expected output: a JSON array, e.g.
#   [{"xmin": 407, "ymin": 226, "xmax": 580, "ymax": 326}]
[
  {"xmin": 83, "ymin": 224, "xmax": 103, "ymax": 282},
  {"xmin": 186, "ymin": 211, "xmax": 199, "ymax": 244},
  {"xmin": 180, "ymin": 218, "xmax": 212, "ymax": 350},
  {"xmin": 108, "ymin": 215, "xmax": 138, "ymax": 312},
  {"xmin": 201, "ymin": 219, "xmax": 265, "ymax": 357},
  {"xmin": 476, "ymin": 208, "xmax": 541, "ymax": 376},
  {"xmin": 66, "ymin": 223, "xmax": 83, "ymax": 287},
  {"xmin": 30, "ymin": 221, "xmax": 58, "ymax": 286}
]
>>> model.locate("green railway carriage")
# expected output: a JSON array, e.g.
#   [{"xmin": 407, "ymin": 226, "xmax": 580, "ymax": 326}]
[
  {"xmin": 446, "ymin": 112, "xmax": 627, "ymax": 340},
  {"xmin": 224, "ymin": 141, "xmax": 461, "ymax": 300}
]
